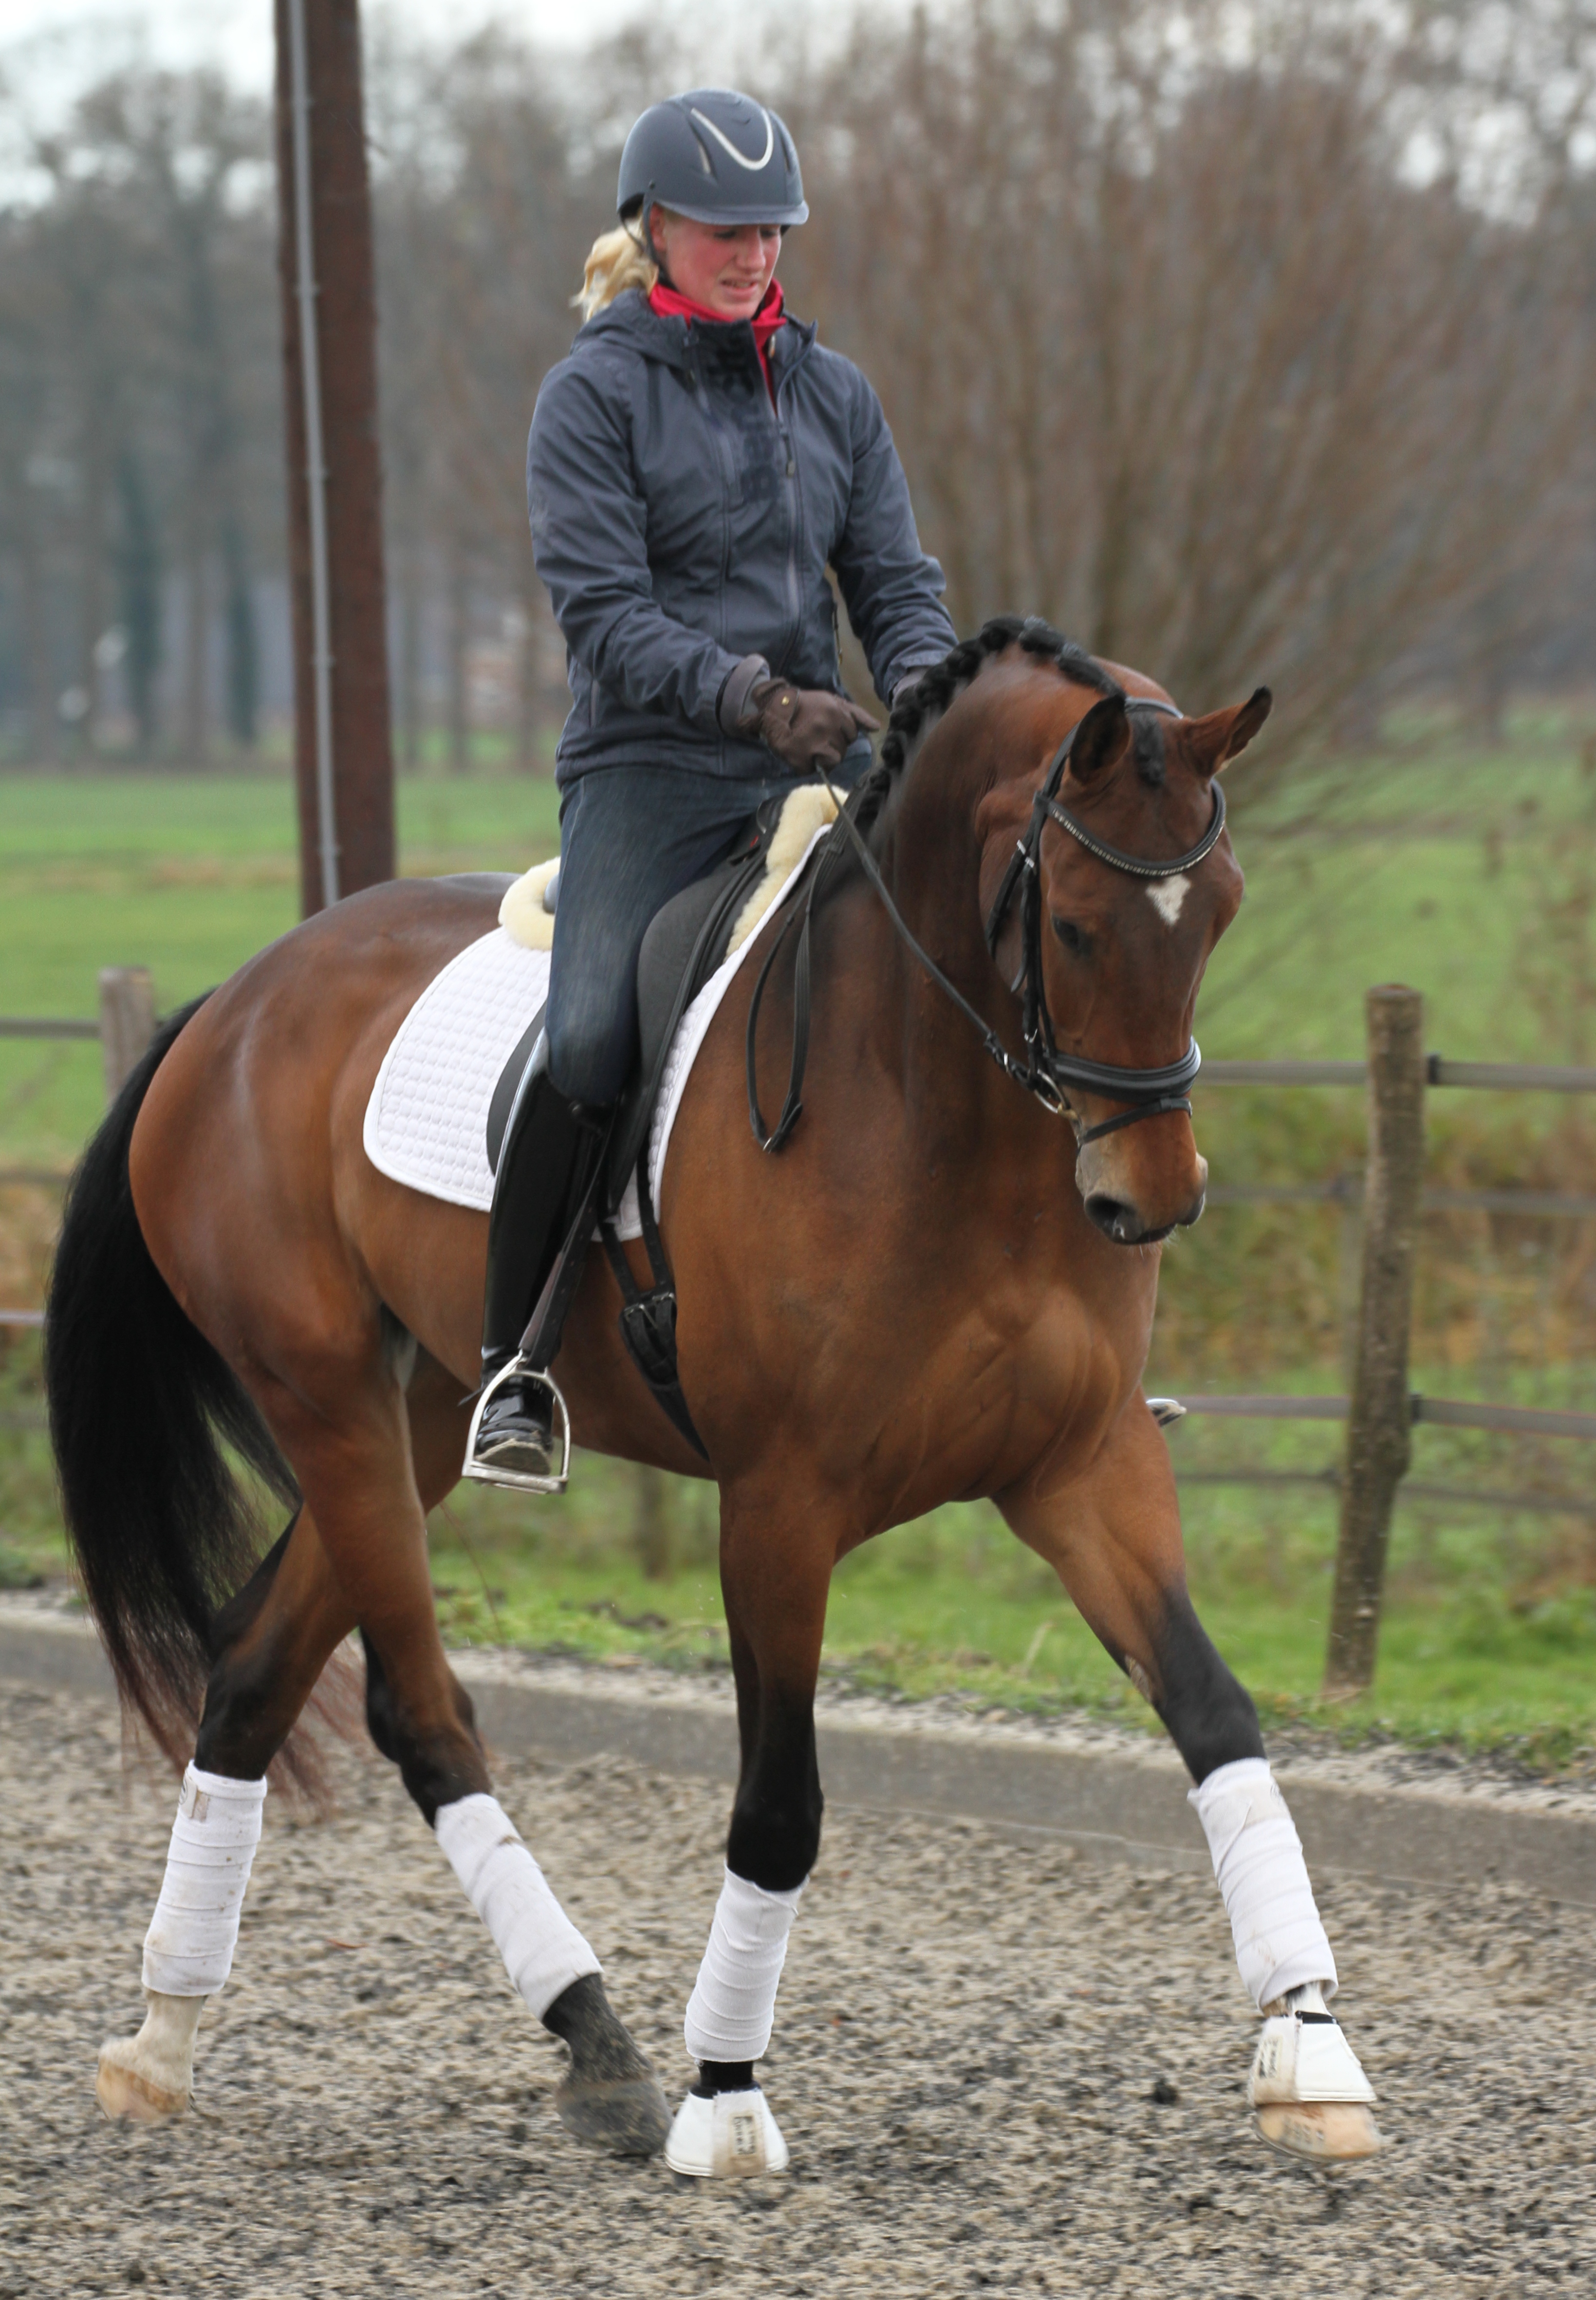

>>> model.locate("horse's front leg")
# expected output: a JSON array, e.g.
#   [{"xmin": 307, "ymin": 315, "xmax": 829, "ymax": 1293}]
[
  {"xmin": 1000, "ymin": 1398, "xmax": 1381, "ymax": 2166},
  {"xmin": 664, "ymin": 1474, "xmax": 830, "ymax": 2179}
]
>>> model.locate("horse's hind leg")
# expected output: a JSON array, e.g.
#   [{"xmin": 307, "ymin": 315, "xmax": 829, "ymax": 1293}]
[
  {"xmin": 297, "ymin": 1349, "xmax": 667, "ymax": 2156},
  {"xmin": 1001, "ymin": 1401, "xmax": 1380, "ymax": 2166},
  {"xmin": 100, "ymin": 1347, "xmax": 667, "ymax": 2155},
  {"xmin": 664, "ymin": 1472, "xmax": 830, "ymax": 2178},
  {"xmin": 96, "ymin": 1503, "xmax": 356, "ymax": 2123}
]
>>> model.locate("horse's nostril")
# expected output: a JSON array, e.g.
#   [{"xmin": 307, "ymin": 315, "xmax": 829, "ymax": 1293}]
[{"xmin": 1084, "ymin": 1193, "xmax": 1145, "ymax": 1244}]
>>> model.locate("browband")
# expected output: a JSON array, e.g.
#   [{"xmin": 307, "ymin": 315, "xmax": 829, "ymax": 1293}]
[{"xmin": 1042, "ymin": 780, "xmax": 1225, "ymax": 882}]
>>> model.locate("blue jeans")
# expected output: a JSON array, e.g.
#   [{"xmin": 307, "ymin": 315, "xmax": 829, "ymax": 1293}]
[{"xmin": 546, "ymin": 765, "xmax": 820, "ymax": 1104}]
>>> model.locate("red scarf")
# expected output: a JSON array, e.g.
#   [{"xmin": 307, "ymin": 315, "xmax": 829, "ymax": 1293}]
[{"xmin": 648, "ymin": 278, "xmax": 786, "ymax": 399}]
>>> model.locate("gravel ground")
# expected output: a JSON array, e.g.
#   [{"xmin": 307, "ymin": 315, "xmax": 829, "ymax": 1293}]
[{"xmin": 3, "ymin": 1684, "xmax": 1594, "ymax": 2300}]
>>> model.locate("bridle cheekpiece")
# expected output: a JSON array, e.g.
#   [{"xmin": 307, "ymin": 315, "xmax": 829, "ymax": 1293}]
[
  {"xmin": 747, "ymin": 692, "xmax": 1226, "ymax": 1156},
  {"xmin": 983, "ymin": 698, "xmax": 1224, "ymax": 1143}
]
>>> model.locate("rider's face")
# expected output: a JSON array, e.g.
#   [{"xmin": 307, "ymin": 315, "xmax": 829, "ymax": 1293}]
[{"xmin": 650, "ymin": 213, "xmax": 783, "ymax": 318}]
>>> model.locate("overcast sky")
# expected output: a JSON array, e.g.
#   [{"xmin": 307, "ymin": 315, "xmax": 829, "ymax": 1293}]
[
  {"xmin": 0, "ymin": 0, "xmax": 643, "ymax": 81},
  {"xmin": 0, "ymin": 0, "xmax": 840, "ymax": 107}
]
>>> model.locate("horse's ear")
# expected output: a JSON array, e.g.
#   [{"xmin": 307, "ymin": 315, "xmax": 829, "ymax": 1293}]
[
  {"xmin": 1065, "ymin": 693, "xmax": 1132, "ymax": 784},
  {"xmin": 1182, "ymin": 686, "xmax": 1273, "ymax": 779}
]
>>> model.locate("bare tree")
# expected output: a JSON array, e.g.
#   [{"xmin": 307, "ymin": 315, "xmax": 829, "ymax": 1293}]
[
  {"xmin": 0, "ymin": 66, "xmax": 277, "ymax": 763},
  {"xmin": 372, "ymin": 30, "xmax": 606, "ymax": 772},
  {"xmin": 3, "ymin": 6, "xmax": 1594, "ymax": 773},
  {"xmin": 783, "ymin": 0, "xmax": 1593, "ymax": 765}
]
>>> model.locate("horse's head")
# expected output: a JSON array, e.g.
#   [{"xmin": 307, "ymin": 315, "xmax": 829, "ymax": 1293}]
[{"xmin": 978, "ymin": 674, "xmax": 1268, "ymax": 1245}]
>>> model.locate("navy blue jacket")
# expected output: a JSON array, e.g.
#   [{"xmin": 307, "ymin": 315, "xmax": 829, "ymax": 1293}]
[{"xmin": 527, "ymin": 290, "xmax": 957, "ymax": 785}]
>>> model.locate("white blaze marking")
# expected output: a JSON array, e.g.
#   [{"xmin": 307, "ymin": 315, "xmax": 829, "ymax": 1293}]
[{"xmin": 1147, "ymin": 873, "xmax": 1191, "ymax": 927}]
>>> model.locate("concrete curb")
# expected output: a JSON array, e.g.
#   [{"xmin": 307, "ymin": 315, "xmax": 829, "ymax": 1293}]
[{"xmin": 4, "ymin": 1611, "xmax": 1592, "ymax": 1907}]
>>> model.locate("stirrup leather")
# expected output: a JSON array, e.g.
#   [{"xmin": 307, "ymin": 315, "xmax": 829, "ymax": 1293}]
[{"xmin": 463, "ymin": 1356, "xmax": 573, "ymax": 1495}]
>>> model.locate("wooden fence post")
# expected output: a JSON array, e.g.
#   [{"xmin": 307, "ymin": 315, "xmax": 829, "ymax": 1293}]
[
  {"xmin": 98, "ymin": 967, "xmax": 157, "ymax": 1101},
  {"xmin": 1323, "ymin": 985, "xmax": 1427, "ymax": 1699}
]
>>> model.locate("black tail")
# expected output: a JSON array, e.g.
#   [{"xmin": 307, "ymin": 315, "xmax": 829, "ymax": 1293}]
[{"xmin": 45, "ymin": 997, "xmax": 300, "ymax": 1768}]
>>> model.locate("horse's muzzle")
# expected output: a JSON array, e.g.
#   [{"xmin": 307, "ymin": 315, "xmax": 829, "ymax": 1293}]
[{"xmin": 1081, "ymin": 1181, "xmax": 1207, "ymax": 1247}]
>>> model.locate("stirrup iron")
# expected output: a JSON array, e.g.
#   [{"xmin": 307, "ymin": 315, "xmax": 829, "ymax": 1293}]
[{"xmin": 463, "ymin": 1356, "xmax": 573, "ymax": 1495}]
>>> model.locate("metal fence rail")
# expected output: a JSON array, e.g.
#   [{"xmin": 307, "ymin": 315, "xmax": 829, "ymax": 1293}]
[
  {"xmin": 1169, "ymin": 1392, "xmax": 1596, "ymax": 1442},
  {"xmin": 1202, "ymin": 1056, "xmax": 1596, "ymax": 1093},
  {"xmin": 1174, "ymin": 1466, "xmax": 1593, "ymax": 1518},
  {"xmin": 1206, "ymin": 1177, "xmax": 1596, "ymax": 1218}
]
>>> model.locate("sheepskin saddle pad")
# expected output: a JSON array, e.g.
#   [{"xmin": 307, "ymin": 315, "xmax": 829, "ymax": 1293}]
[{"xmin": 362, "ymin": 783, "xmax": 838, "ymax": 1236}]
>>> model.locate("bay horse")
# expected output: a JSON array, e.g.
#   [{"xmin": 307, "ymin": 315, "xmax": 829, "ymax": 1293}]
[{"xmin": 47, "ymin": 618, "xmax": 1379, "ymax": 2173}]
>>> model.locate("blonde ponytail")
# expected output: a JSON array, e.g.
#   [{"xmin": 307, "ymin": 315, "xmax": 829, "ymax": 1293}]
[{"xmin": 575, "ymin": 217, "xmax": 667, "ymax": 319}]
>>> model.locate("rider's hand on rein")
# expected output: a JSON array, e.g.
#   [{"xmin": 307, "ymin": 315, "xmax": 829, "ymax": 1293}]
[{"xmin": 744, "ymin": 678, "xmax": 879, "ymax": 773}]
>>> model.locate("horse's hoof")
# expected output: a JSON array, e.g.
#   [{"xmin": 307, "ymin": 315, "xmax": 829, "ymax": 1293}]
[
  {"xmin": 1255, "ymin": 2102, "xmax": 1383, "ymax": 2163},
  {"xmin": 1247, "ymin": 2003, "xmax": 1378, "ymax": 2165},
  {"xmin": 554, "ymin": 2073, "xmax": 671, "ymax": 2157},
  {"xmin": 664, "ymin": 2085, "xmax": 790, "ymax": 2178},
  {"xmin": 541, "ymin": 1973, "xmax": 669, "ymax": 2155},
  {"xmin": 96, "ymin": 2041, "xmax": 188, "ymax": 2125}
]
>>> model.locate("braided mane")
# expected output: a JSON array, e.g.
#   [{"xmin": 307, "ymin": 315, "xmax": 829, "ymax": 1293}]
[{"xmin": 853, "ymin": 615, "xmax": 1126, "ymax": 842}]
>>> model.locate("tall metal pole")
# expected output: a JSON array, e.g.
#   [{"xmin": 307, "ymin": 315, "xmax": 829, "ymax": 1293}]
[
  {"xmin": 274, "ymin": 0, "xmax": 394, "ymax": 916},
  {"xmin": 285, "ymin": 0, "xmax": 338, "ymax": 911}
]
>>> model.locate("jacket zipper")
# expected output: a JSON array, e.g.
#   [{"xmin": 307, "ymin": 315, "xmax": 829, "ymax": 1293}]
[{"xmin": 772, "ymin": 354, "xmax": 803, "ymax": 673}]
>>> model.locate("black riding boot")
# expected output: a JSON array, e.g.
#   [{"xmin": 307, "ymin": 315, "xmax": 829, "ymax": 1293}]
[{"xmin": 468, "ymin": 1035, "xmax": 612, "ymax": 1487}]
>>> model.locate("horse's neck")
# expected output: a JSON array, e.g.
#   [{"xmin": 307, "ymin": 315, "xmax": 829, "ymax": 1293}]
[
  {"xmin": 873, "ymin": 762, "xmax": 1007, "ymax": 1063},
  {"xmin": 832, "ymin": 776, "xmax": 1125, "ymax": 1389},
  {"xmin": 865, "ymin": 765, "xmax": 1046, "ymax": 1176}
]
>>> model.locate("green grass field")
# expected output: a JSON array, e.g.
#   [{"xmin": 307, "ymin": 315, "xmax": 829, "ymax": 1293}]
[
  {"xmin": 3, "ymin": 718, "xmax": 1594, "ymax": 1765},
  {"xmin": 0, "ymin": 771, "xmax": 566, "ymax": 1165},
  {"xmin": 3, "ymin": 723, "xmax": 1589, "ymax": 1159}
]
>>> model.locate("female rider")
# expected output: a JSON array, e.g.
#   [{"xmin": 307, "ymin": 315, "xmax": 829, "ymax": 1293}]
[{"xmin": 470, "ymin": 86, "xmax": 958, "ymax": 1482}]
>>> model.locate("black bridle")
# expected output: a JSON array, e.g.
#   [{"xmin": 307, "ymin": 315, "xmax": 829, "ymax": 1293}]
[
  {"xmin": 982, "ymin": 697, "xmax": 1225, "ymax": 1142},
  {"xmin": 747, "ymin": 696, "xmax": 1225, "ymax": 1153}
]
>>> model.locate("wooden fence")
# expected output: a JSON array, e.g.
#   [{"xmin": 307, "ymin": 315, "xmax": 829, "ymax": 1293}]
[
  {"xmin": 1165, "ymin": 987, "xmax": 1596, "ymax": 1697},
  {"xmin": 4, "ymin": 972, "xmax": 1594, "ymax": 1696},
  {"xmin": 0, "ymin": 968, "xmax": 156, "ymax": 1326},
  {"xmin": 0, "ymin": 966, "xmax": 156, "ymax": 1105}
]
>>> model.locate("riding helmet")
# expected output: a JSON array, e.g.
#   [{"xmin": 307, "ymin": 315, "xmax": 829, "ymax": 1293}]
[{"xmin": 617, "ymin": 89, "xmax": 808, "ymax": 229}]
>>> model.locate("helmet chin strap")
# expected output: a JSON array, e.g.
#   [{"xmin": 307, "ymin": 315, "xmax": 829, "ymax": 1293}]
[{"xmin": 636, "ymin": 193, "xmax": 667, "ymax": 278}]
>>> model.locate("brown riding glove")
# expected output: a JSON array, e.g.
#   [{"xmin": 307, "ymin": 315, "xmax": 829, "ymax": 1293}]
[{"xmin": 743, "ymin": 677, "xmax": 879, "ymax": 775}]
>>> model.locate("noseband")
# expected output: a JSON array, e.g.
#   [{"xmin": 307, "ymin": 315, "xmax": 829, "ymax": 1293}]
[
  {"xmin": 982, "ymin": 697, "xmax": 1225, "ymax": 1143},
  {"xmin": 746, "ymin": 695, "xmax": 1225, "ymax": 1155}
]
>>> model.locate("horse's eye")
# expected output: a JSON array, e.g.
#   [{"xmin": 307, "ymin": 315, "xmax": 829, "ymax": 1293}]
[{"xmin": 1051, "ymin": 916, "xmax": 1091, "ymax": 958}]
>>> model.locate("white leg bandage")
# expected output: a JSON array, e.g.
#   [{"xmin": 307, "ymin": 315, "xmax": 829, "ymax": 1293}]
[
  {"xmin": 435, "ymin": 1794, "xmax": 600, "ymax": 2020},
  {"xmin": 1190, "ymin": 1759, "xmax": 1336, "ymax": 2011},
  {"xmin": 683, "ymin": 1866, "xmax": 805, "ymax": 2065},
  {"xmin": 142, "ymin": 1764, "xmax": 266, "ymax": 1997}
]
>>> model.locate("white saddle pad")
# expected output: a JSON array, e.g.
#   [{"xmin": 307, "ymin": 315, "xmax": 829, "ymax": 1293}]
[{"xmin": 362, "ymin": 828, "xmax": 831, "ymax": 1238}]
